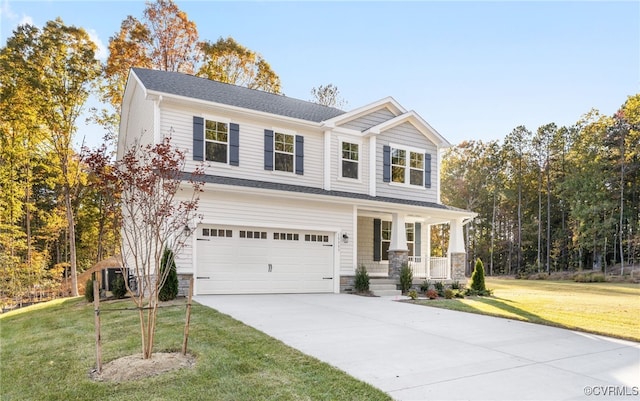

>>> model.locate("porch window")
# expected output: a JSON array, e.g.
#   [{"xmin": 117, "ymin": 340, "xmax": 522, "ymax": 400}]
[
  {"xmin": 205, "ymin": 120, "xmax": 228, "ymax": 163},
  {"xmin": 381, "ymin": 221, "xmax": 392, "ymax": 260},
  {"xmin": 341, "ymin": 141, "xmax": 359, "ymax": 179},
  {"xmin": 379, "ymin": 221, "xmax": 415, "ymax": 260}
]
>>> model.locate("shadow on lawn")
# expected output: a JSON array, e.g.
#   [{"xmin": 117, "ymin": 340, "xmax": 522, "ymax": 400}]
[{"xmin": 466, "ymin": 297, "xmax": 558, "ymax": 327}]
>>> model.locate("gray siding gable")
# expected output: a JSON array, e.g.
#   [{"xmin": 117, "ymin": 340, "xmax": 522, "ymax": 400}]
[{"xmin": 132, "ymin": 68, "xmax": 346, "ymax": 123}]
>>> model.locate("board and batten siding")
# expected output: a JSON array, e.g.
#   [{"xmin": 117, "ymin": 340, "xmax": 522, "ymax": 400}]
[
  {"xmin": 174, "ymin": 189, "xmax": 355, "ymax": 276},
  {"xmin": 160, "ymin": 105, "xmax": 325, "ymax": 189},
  {"xmin": 329, "ymin": 134, "xmax": 369, "ymax": 194},
  {"xmin": 339, "ymin": 108, "xmax": 397, "ymax": 132},
  {"xmin": 376, "ymin": 122, "xmax": 438, "ymax": 203}
]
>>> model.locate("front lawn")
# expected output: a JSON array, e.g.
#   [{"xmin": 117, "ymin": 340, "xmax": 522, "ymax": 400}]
[
  {"xmin": 410, "ymin": 278, "xmax": 640, "ymax": 342},
  {"xmin": 0, "ymin": 297, "xmax": 391, "ymax": 401}
]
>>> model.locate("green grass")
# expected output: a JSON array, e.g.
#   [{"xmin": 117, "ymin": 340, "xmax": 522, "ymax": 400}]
[
  {"xmin": 1, "ymin": 298, "xmax": 391, "ymax": 401},
  {"xmin": 412, "ymin": 278, "xmax": 640, "ymax": 342}
]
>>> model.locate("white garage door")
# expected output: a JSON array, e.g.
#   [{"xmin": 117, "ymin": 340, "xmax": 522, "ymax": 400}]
[{"xmin": 195, "ymin": 225, "xmax": 335, "ymax": 294}]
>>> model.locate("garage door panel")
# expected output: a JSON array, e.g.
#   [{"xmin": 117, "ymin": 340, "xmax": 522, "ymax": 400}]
[{"xmin": 196, "ymin": 225, "xmax": 334, "ymax": 295}]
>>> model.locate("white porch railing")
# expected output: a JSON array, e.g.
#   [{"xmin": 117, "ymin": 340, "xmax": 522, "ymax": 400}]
[{"xmin": 408, "ymin": 256, "xmax": 449, "ymax": 279}]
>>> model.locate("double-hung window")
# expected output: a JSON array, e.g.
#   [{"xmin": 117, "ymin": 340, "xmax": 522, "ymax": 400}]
[
  {"xmin": 205, "ymin": 120, "xmax": 228, "ymax": 163},
  {"xmin": 389, "ymin": 145, "xmax": 427, "ymax": 187},
  {"xmin": 379, "ymin": 221, "xmax": 415, "ymax": 260},
  {"xmin": 341, "ymin": 141, "xmax": 359, "ymax": 179},
  {"xmin": 274, "ymin": 132, "xmax": 294, "ymax": 172}
]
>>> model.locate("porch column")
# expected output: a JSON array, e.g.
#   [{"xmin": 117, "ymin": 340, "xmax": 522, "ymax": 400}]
[
  {"xmin": 425, "ymin": 223, "xmax": 431, "ymax": 279},
  {"xmin": 448, "ymin": 217, "xmax": 466, "ymax": 281},
  {"xmin": 388, "ymin": 213, "xmax": 408, "ymax": 280}
]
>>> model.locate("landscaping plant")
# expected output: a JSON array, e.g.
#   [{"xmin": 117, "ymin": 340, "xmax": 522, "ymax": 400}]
[
  {"xmin": 159, "ymin": 248, "xmax": 179, "ymax": 301},
  {"xmin": 354, "ymin": 265, "xmax": 370, "ymax": 293},
  {"xmin": 470, "ymin": 258, "xmax": 488, "ymax": 295},
  {"xmin": 399, "ymin": 263, "xmax": 413, "ymax": 294}
]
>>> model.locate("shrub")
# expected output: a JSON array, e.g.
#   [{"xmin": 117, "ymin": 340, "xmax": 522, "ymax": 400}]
[
  {"xmin": 111, "ymin": 275, "xmax": 127, "ymax": 299},
  {"xmin": 85, "ymin": 279, "xmax": 94, "ymax": 303},
  {"xmin": 444, "ymin": 289, "xmax": 454, "ymax": 299},
  {"xmin": 454, "ymin": 290, "xmax": 465, "ymax": 298},
  {"xmin": 470, "ymin": 258, "xmax": 487, "ymax": 293},
  {"xmin": 399, "ymin": 263, "xmax": 413, "ymax": 294},
  {"xmin": 159, "ymin": 248, "xmax": 179, "ymax": 301},
  {"xmin": 407, "ymin": 289, "xmax": 418, "ymax": 300},
  {"xmin": 426, "ymin": 289, "xmax": 438, "ymax": 299},
  {"xmin": 420, "ymin": 279, "xmax": 432, "ymax": 292},
  {"xmin": 450, "ymin": 280, "xmax": 462, "ymax": 290},
  {"xmin": 434, "ymin": 281, "xmax": 445, "ymax": 297},
  {"xmin": 354, "ymin": 265, "xmax": 370, "ymax": 293}
]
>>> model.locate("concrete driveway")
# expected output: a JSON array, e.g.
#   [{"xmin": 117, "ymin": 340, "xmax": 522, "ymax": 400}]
[{"xmin": 194, "ymin": 294, "xmax": 640, "ymax": 401}]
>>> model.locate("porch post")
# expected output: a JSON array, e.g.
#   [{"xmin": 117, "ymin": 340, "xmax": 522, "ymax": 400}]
[
  {"xmin": 448, "ymin": 217, "xmax": 466, "ymax": 281},
  {"xmin": 425, "ymin": 223, "xmax": 431, "ymax": 279},
  {"xmin": 388, "ymin": 213, "xmax": 408, "ymax": 280}
]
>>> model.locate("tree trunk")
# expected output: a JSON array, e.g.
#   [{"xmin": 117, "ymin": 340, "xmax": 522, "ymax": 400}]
[{"xmin": 64, "ymin": 186, "xmax": 79, "ymax": 297}]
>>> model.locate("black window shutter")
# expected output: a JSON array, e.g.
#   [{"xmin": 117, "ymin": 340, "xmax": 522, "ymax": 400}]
[
  {"xmin": 383, "ymin": 145, "xmax": 391, "ymax": 182},
  {"xmin": 193, "ymin": 116, "xmax": 204, "ymax": 161},
  {"xmin": 295, "ymin": 135, "xmax": 304, "ymax": 175},
  {"xmin": 264, "ymin": 129, "xmax": 274, "ymax": 170},
  {"xmin": 414, "ymin": 222, "xmax": 422, "ymax": 257},
  {"xmin": 424, "ymin": 153, "xmax": 432, "ymax": 188},
  {"xmin": 373, "ymin": 218, "xmax": 381, "ymax": 262},
  {"xmin": 229, "ymin": 123, "xmax": 239, "ymax": 166}
]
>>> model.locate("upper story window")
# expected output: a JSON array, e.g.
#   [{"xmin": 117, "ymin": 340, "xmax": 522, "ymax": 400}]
[
  {"xmin": 264, "ymin": 129, "xmax": 304, "ymax": 175},
  {"xmin": 205, "ymin": 120, "xmax": 228, "ymax": 163},
  {"xmin": 385, "ymin": 145, "xmax": 430, "ymax": 188},
  {"xmin": 341, "ymin": 141, "xmax": 359, "ymax": 179},
  {"xmin": 274, "ymin": 132, "xmax": 294, "ymax": 172}
]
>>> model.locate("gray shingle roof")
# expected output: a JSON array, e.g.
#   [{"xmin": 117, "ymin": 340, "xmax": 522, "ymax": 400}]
[
  {"xmin": 132, "ymin": 68, "xmax": 346, "ymax": 123},
  {"xmin": 182, "ymin": 173, "xmax": 464, "ymax": 212}
]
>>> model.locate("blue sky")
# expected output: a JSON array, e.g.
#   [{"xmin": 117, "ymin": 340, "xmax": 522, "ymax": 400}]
[{"xmin": 1, "ymin": 0, "xmax": 638, "ymax": 148}]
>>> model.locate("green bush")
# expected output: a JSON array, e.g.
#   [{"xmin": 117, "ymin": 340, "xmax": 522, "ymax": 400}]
[
  {"xmin": 85, "ymin": 279, "xmax": 94, "ymax": 303},
  {"xmin": 407, "ymin": 289, "xmax": 418, "ymax": 300},
  {"xmin": 399, "ymin": 263, "xmax": 413, "ymax": 294},
  {"xmin": 111, "ymin": 275, "xmax": 127, "ymax": 299},
  {"xmin": 444, "ymin": 289, "xmax": 454, "ymax": 299},
  {"xmin": 574, "ymin": 272, "xmax": 606, "ymax": 283},
  {"xmin": 420, "ymin": 279, "xmax": 432, "ymax": 292},
  {"xmin": 354, "ymin": 265, "xmax": 370, "ymax": 293},
  {"xmin": 470, "ymin": 258, "xmax": 487, "ymax": 293},
  {"xmin": 434, "ymin": 281, "xmax": 445, "ymax": 297},
  {"xmin": 450, "ymin": 280, "xmax": 462, "ymax": 290},
  {"xmin": 159, "ymin": 248, "xmax": 179, "ymax": 301}
]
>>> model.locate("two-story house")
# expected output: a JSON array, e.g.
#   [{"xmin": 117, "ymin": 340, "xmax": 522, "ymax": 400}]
[{"xmin": 118, "ymin": 68, "xmax": 475, "ymax": 296}]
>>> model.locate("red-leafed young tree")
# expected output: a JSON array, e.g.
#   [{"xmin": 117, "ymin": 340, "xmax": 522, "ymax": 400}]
[{"xmin": 114, "ymin": 135, "xmax": 203, "ymax": 359}]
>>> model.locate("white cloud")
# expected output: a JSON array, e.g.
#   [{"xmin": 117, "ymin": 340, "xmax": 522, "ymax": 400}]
[{"xmin": 87, "ymin": 29, "xmax": 108, "ymax": 61}]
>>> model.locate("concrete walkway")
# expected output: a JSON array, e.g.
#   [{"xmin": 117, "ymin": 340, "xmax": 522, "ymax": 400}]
[{"xmin": 194, "ymin": 294, "xmax": 640, "ymax": 401}]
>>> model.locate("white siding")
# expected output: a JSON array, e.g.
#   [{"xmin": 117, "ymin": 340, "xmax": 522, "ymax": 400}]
[
  {"xmin": 160, "ymin": 103, "xmax": 324, "ymax": 189},
  {"xmin": 329, "ymin": 134, "xmax": 369, "ymax": 194},
  {"xmin": 376, "ymin": 122, "xmax": 439, "ymax": 203},
  {"xmin": 174, "ymin": 189, "xmax": 355, "ymax": 277},
  {"xmin": 120, "ymin": 84, "xmax": 155, "ymax": 152},
  {"xmin": 339, "ymin": 108, "xmax": 396, "ymax": 131}
]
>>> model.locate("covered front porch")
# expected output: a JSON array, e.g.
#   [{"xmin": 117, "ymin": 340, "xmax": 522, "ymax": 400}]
[{"xmin": 355, "ymin": 208, "xmax": 473, "ymax": 282}]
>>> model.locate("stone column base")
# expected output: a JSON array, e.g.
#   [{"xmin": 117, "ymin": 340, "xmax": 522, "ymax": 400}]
[
  {"xmin": 388, "ymin": 250, "xmax": 409, "ymax": 280},
  {"xmin": 450, "ymin": 252, "xmax": 467, "ymax": 281}
]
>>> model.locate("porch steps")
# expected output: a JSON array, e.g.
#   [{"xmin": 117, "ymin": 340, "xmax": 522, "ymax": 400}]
[{"xmin": 369, "ymin": 279, "xmax": 401, "ymax": 297}]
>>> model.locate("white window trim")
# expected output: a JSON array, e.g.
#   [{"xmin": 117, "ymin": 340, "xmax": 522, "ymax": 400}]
[
  {"xmin": 337, "ymin": 137, "xmax": 362, "ymax": 183},
  {"xmin": 272, "ymin": 127, "xmax": 297, "ymax": 174},
  {"xmin": 388, "ymin": 142, "xmax": 427, "ymax": 189},
  {"xmin": 203, "ymin": 115, "xmax": 232, "ymax": 165},
  {"xmin": 380, "ymin": 220, "xmax": 416, "ymax": 261}
]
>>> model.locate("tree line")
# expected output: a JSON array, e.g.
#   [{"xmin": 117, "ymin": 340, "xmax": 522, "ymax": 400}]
[
  {"xmin": 0, "ymin": 0, "xmax": 342, "ymax": 306},
  {"xmin": 441, "ymin": 96, "xmax": 640, "ymax": 276}
]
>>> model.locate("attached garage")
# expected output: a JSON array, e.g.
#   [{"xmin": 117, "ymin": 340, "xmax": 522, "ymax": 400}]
[{"xmin": 195, "ymin": 225, "xmax": 335, "ymax": 294}]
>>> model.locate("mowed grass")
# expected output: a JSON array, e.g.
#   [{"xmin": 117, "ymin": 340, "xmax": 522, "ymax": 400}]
[
  {"xmin": 0, "ymin": 298, "xmax": 391, "ymax": 401},
  {"xmin": 412, "ymin": 278, "xmax": 640, "ymax": 342}
]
